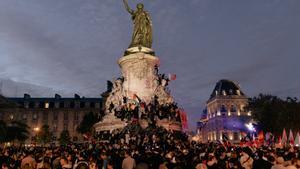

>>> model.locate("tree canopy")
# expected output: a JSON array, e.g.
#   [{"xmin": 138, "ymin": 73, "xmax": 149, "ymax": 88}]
[
  {"xmin": 76, "ymin": 111, "xmax": 99, "ymax": 135},
  {"xmin": 0, "ymin": 120, "xmax": 30, "ymax": 143},
  {"xmin": 248, "ymin": 94, "xmax": 300, "ymax": 135},
  {"xmin": 59, "ymin": 130, "xmax": 71, "ymax": 145}
]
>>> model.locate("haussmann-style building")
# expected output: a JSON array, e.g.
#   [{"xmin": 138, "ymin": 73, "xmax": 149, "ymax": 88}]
[
  {"xmin": 198, "ymin": 79, "xmax": 253, "ymax": 143},
  {"xmin": 0, "ymin": 93, "xmax": 103, "ymax": 144}
]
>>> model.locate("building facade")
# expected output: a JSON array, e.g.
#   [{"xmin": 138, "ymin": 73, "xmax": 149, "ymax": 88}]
[
  {"xmin": 0, "ymin": 94, "xmax": 102, "ymax": 143},
  {"xmin": 198, "ymin": 79, "xmax": 252, "ymax": 143}
]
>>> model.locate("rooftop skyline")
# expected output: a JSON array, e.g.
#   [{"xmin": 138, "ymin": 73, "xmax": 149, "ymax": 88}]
[{"xmin": 0, "ymin": 0, "xmax": 299, "ymax": 129}]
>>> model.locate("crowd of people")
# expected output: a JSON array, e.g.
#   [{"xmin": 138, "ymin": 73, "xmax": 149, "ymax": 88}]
[
  {"xmin": 110, "ymin": 98, "xmax": 182, "ymax": 124},
  {"xmin": 1, "ymin": 128, "xmax": 300, "ymax": 169}
]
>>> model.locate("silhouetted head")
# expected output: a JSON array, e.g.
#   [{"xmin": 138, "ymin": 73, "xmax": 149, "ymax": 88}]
[{"xmin": 137, "ymin": 3, "xmax": 144, "ymax": 10}]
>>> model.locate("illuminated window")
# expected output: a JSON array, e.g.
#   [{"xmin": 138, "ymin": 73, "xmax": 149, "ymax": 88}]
[
  {"xmin": 217, "ymin": 111, "xmax": 221, "ymax": 116},
  {"xmin": 238, "ymin": 111, "xmax": 241, "ymax": 116},
  {"xmin": 9, "ymin": 114, "xmax": 14, "ymax": 120},
  {"xmin": 247, "ymin": 111, "xmax": 252, "ymax": 116},
  {"xmin": 228, "ymin": 112, "xmax": 231, "ymax": 116},
  {"xmin": 236, "ymin": 90, "xmax": 241, "ymax": 95},
  {"xmin": 45, "ymin": 102, "xmax": 49, "ymax": 109},
  {"xmin": 222, "ymin": 90, "xmax": 226, "ymax": 96},
  {"xmin": 229, "ymin": 133, "xmax": 233, "ymax": 140}
]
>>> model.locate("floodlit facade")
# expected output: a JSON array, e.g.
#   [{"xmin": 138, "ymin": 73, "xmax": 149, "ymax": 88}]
[{"xmin": 198, "ymin": 79, "xmax": 252, "ymax": 143}]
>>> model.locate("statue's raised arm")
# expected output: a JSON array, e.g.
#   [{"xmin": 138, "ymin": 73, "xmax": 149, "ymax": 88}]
[
  {"xmin": 123, "ymin": 0, "xmax": 153, "ymax": 50},
  {"xmin": 123, "ymin": 0, "xmax": 134, "ymax": 14}
]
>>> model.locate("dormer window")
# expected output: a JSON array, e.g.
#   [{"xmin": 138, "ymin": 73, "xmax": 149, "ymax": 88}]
[
  {"xmin": 236, "ymin": 90, "xmax": 241, "ymax": 96},
  {"xmin": 222, "ymin": 90, "xmax": 226, "ymax": 96}
]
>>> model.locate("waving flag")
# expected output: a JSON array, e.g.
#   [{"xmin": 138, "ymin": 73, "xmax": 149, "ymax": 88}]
[
  {"xmin": 168, "ymin": 73, "xmax": 177, "ymax": 81},
  {"xmin": 179, "ymin": 109, "xmax": 188, "ymax": 130},
  {"xmin": 295, "ymin": 132, "xmax": 300, "ymax": 146},
  {"xmin": 282, "ymin": 128, "xmax": 287, "ymax": 145},
  {"xmin": 289, "ymin": 129, "xmax": 295, "ymax": 146}
]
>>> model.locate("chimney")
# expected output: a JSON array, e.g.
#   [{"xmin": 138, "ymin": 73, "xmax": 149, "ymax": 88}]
[
  {"xmin": 55, "ymin": 94, "xmax": 61, "ymax": 99},
  {"xmin": 24, "ymin": 93, "xmax": 31, "ymax": 99}
]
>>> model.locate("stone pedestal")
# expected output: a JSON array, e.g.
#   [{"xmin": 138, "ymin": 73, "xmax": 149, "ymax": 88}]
[
  {"xmin": 118, "ymin": 52, "xmax": 159, "ymax": 104},
  {"xmin": 94, "ymin": 113, "xmax": 127, "ymax": 132}
]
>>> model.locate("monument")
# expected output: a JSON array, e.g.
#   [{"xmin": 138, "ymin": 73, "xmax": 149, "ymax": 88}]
[{"xmin": 94, "ymin": 0, "xmax": 183, "ymax": 134}]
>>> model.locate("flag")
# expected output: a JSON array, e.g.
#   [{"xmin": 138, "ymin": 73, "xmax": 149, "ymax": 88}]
[
  {"xmin": 294, "ymin": 132, "xmax": 299, "ymax": 146},
  {"xmin": 168, "ymin": 73, "xmax": 177, "ymax": 81},
  {"xmin": 282, "ymin": 128, "xmax": 287, "ymax": 145},
  {"xmin": 258, "ymin": 131, "xmax": 264, "ymax": 143},
  {"xmin": 289, "ymin": 129, "xmax": 295, "ymax": 146},
  {"xmin": 179, "ymin": 109, "xmax": 188, "ymax": 130},
  {"xmin": 278, "ymin": 136, "xmax": 282, "ymax": 145}
]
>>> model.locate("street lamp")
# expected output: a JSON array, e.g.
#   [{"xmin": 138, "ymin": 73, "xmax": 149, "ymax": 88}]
[{"xmin": 33, "ymin": 127, "xmax": 40, "ymax": 132}]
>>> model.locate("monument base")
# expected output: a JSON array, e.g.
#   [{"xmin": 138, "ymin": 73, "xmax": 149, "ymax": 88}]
[
  {"xmin": 94, "ymin": 113, "xmax": 127, "ymax": 133},
  {"xmin": 118, "ymin": 52, "xmax": 160, "ymax": 104}
]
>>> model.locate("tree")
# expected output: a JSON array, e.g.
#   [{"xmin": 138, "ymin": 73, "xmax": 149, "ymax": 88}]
[
  {"xmin": 248, "ymin": 94, "xmax": 300, "ymax": 135},
  {"xmin": 76, "ymin": 111, "xmax": 99, "ymax": 135},
  {"xmin": 59, "ymin": 130, "xmax": 71, "ymax": 145},
  {"xmin": 6, "ymin": 120, "xmax": 30, "ymax": 143},
  {"xmin": 0, "ymin": 120, "xmax": 7, "ymax": 143},
  {"xmin": 38, "ymin": 124, "xmax": 53, "ymax": 145}
]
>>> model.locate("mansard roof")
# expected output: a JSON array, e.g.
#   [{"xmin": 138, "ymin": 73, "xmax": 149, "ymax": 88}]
[{"xmin": 209, "ymin": 79, "xmax": 245, "ymax": 100}]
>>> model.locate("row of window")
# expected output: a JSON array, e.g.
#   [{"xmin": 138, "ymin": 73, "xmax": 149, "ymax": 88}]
[
  {"xmin": 215, "ymin": 90, "xmax": 241, "ymax": 96},
  {"xmin": 0, "ymin": 111, "xmax": 82, "ymax": 121},
  {"xmin": 208, "ymin": 104, "xmax": 245, "ymax": 114},
  {"xmin": 17, "ymin": 101, "xmax": 100, "ymax": 109},
  {"xmin": 207, "ymin": 111, "xmax": 251, "ymax": 119}
]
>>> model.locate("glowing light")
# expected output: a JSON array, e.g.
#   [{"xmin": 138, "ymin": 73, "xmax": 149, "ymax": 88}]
[
  {"xmin": 247, "ymin": 111, "xmax": 252, "ymax": 116},
  {"xmin": 33, "ymin": 127, "xmax": 40, "ymax": 132},
  {"xmin": 217, "ymin": 111, "xmax": 221, "ymax": 116},
  {"xmin": 228, "ymin": 112, "xmax": 231, "ymax": 116},
  {"xmin": 45, "ymin": 103, "xmax": 49, "ymax": 109},
  {"xmin": 245, "ymin": 123, "xmax": 256, "ymax": 132}
]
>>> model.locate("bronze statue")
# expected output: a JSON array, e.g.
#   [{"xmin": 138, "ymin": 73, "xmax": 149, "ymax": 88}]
[{"xmin": 123, "ymin": 0, "xmax": 153, "ymax": 49}]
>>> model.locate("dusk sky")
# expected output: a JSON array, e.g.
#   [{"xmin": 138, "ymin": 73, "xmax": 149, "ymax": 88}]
[{"xmin": 0, "ymin": 0, "xmax": 299, "ymax": 129}]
